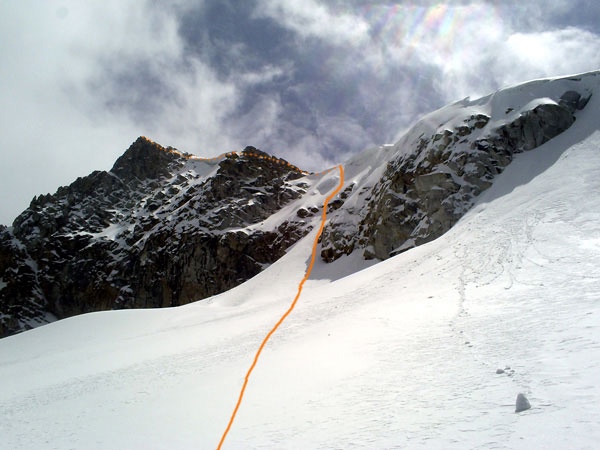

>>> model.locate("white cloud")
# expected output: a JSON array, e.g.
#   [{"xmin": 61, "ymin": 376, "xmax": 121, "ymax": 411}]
[
  {"xmin": 429, "ymin": 26, "xmax": 600, "ymax": 103},
  {"xmin": 0, "ymin": 2, "xmax": 144, "ymax": 223},
  {"xmin": 351, "ymin": 2, "xmax": 600, "ymax": 104},
  {"xmin": 256, "ymin": 0, "xmax": 370, "ymax": 46},
  {"xmin": 494, "ymin": 28, "xmax": 600, "ymax": 85}
]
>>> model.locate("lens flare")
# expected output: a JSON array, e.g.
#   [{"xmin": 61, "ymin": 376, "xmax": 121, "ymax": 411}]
[{"xmin": 359, "ymin": 2, "xmax": 502, "ymax": 62}]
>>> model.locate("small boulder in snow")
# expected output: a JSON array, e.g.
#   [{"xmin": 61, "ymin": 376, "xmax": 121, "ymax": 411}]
[{"xmin": 515, "ymin": 393, "xmax": 531, "ymax": 413}]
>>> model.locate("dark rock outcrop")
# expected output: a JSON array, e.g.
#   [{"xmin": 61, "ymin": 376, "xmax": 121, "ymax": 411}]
[
  {"xmin": 321, "ymin": 91, "xmax": 585, "ymax": 261},
  {"xmin": 0, "ymin": 226, "xmax": 48, "ymax": 336},
  {"xmin": 1, "ymin": 138, "xmax": 310, "ymax": 336}
]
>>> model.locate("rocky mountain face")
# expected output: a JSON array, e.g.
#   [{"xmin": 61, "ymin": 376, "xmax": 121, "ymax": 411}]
[
  {"xmin": 320, "ymin": 82, "xmax": 593, "ymax": 261},
  {"xmin": 0, "ymin": 138, "xmax": 313, "ymax": 337},
  {"xmin": 0, "ymin": 72, "xmax": 596, "ymax": 337}
]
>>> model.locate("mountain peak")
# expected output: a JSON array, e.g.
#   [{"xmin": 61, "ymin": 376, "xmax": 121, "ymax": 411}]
[
  {"xmin": 1, "ymin": 136, "xmax": 315, "ymax": 336},
  {"xmin": 110, "ymin": 136, "xmax": 187, "ymax": 181},
  {"xmin": 242, "ymin": 145, "xmax": 266, "ymax": 155}
]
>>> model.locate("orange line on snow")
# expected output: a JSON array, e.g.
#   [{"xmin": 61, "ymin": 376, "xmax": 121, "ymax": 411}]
[{"xmin": 216, "ymin": 164, "xmax": 345, "ymax": 449}]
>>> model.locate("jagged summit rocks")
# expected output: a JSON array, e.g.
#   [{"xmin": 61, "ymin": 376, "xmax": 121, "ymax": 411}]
[{"xmin": 111, "ymin": 136, "xmax": 188, "ymax": 180}]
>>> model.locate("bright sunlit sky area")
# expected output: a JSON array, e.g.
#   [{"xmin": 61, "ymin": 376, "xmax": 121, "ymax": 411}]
[{"xmin": 1, "ymin": 0, "xmax": 599, "ymax": 225}]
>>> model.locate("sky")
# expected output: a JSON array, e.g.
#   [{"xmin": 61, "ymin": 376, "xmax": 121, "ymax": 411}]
[{"xmin": 1, "ymin": 1, "xmax": 600, "ymax": 225}]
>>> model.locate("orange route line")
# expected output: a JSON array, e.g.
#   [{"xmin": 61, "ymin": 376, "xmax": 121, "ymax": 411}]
[{"xmin": 216, "ymin": 164, "xmax": 345, "ymax": 450}]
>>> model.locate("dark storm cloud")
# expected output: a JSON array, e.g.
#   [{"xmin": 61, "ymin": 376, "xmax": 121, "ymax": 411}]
[
  {"xmin": 159, "ymin": 0, "xmax": 447, "ymax": 166},
  {"xmin": 178, "ymin": 1, "xmax": 294, "ymax": 78},
  {"xmin": 550, "ymin": 3, "xmax": 600, "ymax": 32}
]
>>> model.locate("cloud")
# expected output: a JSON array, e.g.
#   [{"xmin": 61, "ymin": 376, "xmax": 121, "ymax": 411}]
[
  {"xmin": 493, "ymin": 0, "xmax": 600, "ymax": 33},
  {"xmin": 0, "ymin": 1, "xmax": 148, "ymax": 224},
  {"xmin": 256, "ymin": 0, "xmax": 371, "ymax": 46},
  {"xmin": 418, "ymin": 9, "xmax": 600, "ymax": 101},
  {"xmin": 494, "ymin": 28, "xmax": 600, "ymax": 84},
  {"xmin": 66, "ymin": 1, "xmax": 244, "ymax": 154}
]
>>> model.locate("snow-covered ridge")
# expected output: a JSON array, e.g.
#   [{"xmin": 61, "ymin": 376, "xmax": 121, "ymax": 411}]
[
  {"xmin": 1, "ymin": 70, "xmax": 600, "ymax": 449},
  {"xmin": 1, "ymin": 70, "xmax": 599, "ymax": 338},
  {"xmin": 320, "ymin": 70, "xmax": 598, "ymax": 261}
]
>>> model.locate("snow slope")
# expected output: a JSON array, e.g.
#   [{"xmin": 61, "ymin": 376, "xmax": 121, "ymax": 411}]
[{"xmin": 1, "ymin": 74, "xmax": 600, "ymax": 449}]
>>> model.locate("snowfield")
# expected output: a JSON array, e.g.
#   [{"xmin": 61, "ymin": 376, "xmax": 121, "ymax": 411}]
[{"xmin": 1, "ymin": 73, "xmax": 600, "ymax": 449}]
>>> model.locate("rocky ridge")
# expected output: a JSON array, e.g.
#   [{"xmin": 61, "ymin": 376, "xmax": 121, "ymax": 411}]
[
  {"xmin": 1, "ymin": 71, "xmax": 597, "ymax": 337},
  {"xmin": 0, "ymin": 138, "xmax": 314, "ymax": 336},
  {"xmin": 319, "ymin": 78, "xmax": 594, "ymax": 261}
]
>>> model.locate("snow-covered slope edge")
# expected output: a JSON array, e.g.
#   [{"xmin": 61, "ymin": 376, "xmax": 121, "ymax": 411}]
[
  {"xmin": 321, "ymin": 70, "xmax": 598, "ymax": 261},
  {"xmin": 1, "ymin": 75, "xmax": 600, "ymax": 448}
]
